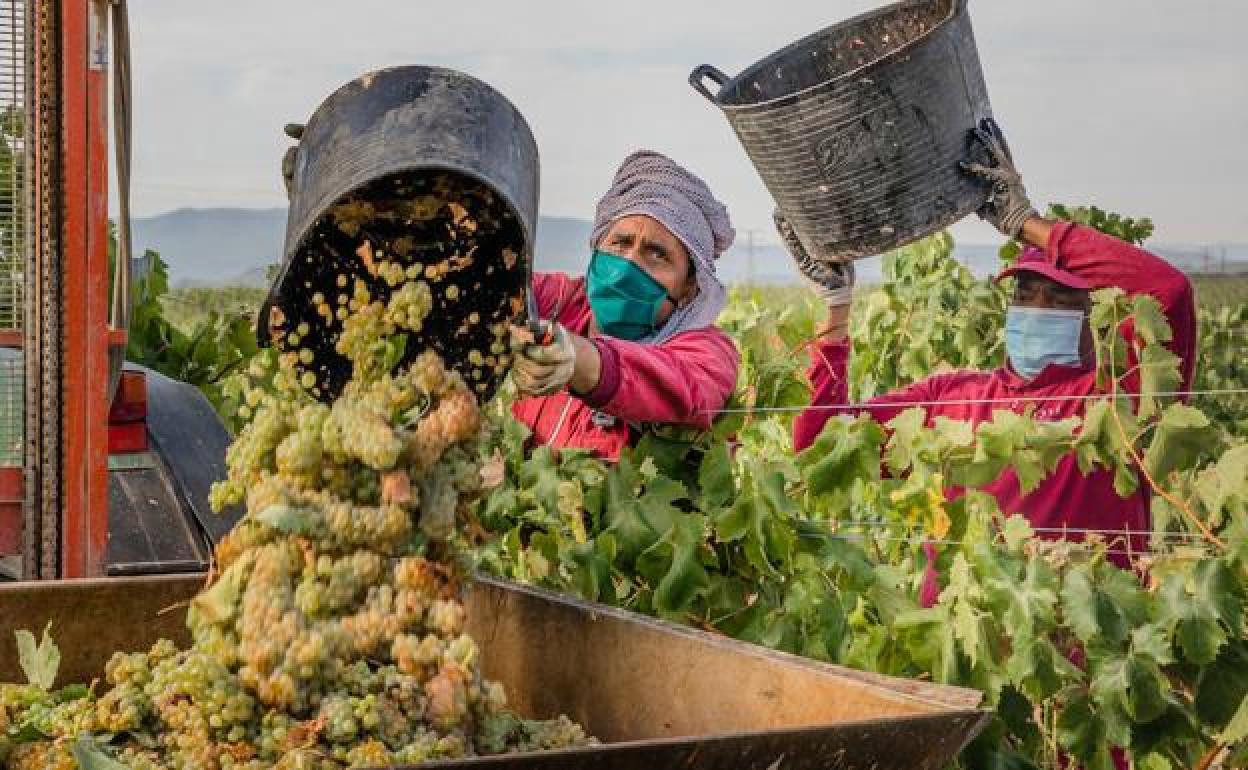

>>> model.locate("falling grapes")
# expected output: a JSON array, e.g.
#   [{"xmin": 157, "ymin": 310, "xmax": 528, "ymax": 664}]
[{"xmin": 0, "ymin": 182, "xmax": 591, "ymax": 769}]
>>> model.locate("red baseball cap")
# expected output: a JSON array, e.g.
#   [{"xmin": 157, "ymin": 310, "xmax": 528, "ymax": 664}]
[{"xmin": 996, "ymin": 246, "xmax": 1091, "ymax": 291}]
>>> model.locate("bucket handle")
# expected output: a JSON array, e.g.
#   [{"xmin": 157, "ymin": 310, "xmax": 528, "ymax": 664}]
[{"xmin": 688, "ymin": 64, "xmax": 730, "ymax": 104}]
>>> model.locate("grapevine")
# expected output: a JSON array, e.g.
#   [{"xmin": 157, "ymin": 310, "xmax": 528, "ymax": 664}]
[{"xmin": 474, "ymin": 208, "xmax": 1248, "ymax": 770}]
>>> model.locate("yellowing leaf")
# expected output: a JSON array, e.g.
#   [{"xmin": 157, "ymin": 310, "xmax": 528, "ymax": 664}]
[{"xmin": 15, "ymin": 623, "xmax": 60, "ymax": 691}]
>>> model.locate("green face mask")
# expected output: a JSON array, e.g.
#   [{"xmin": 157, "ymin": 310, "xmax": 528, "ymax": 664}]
[{"xmin": 586, "ymin": 250, "xmax": 675, "ymax": 341}]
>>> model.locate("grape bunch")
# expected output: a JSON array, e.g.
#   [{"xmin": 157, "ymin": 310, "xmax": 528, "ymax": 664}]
[{"xmin": 2, "ymin": 187, "xmax": 591, "ymax": 769}]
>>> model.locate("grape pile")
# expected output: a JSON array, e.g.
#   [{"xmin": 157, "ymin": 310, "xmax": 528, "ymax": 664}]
[{"xmin": 1, "ymin": 184, "xmax": 591, "ymax": 769}]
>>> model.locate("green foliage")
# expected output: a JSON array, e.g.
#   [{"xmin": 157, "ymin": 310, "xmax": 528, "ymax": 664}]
[
  {"xmin": 124, "ymin": 247, "xmax": 259, "ymax": 432},
  {"xmin": 850, "ymin": 231, "xmax": 1008, "ymax": 399},
  {"xmin": 1046, "ymin": 204, "xmax": 1154, "ymax": 246},
  {"xmin": 474, "ymin": 208, "xmax": 1248, "ymax": 769},
  {"xmin": 1194, "ymin": 302, "xmax": 1248, "ymax": 438},
  {"xmin": 161, "ymin": 285, "xmax": 266, "ymax": 335},
  {"xmin": 716, "ymin": 286, "xmax": 821, "ymax": 433},
  {"xmin": 109, "ymin": 199, "xmax": 1246, "ymax": 767}
]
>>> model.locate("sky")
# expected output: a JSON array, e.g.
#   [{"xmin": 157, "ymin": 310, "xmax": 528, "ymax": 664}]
[{"xmin": 126, "ymin": 0, "xmax": 1246, "ymax": 248}]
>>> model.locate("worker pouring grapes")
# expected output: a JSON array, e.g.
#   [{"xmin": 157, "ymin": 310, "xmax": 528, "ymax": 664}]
[
  {"xmin": 509, "ymin": 151, "xmax": 740, "ymax": 461},
  {"xmin": 786, "ymin": 119, "xmax": 1197, "ymax": 566}
]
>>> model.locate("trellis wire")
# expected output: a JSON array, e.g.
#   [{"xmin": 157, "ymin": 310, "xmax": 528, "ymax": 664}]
[{"xmin": 706, "ymin": 388, "xmax": 1248, "ymax": 416}]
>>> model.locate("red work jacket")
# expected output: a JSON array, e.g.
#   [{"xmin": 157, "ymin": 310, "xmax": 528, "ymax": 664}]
[
  {"xmin": 795, "ymin": 223, "xmax": 1198, "ymax": 560},
  {"xmin": 512, "ymin": 273, "xmax": 740, "ymax": 462}
]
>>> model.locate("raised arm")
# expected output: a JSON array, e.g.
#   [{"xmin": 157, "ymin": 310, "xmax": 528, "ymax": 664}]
[
  {"xmin": 963, "ymin": 119, "xmax": 1197, "ymax": 392},
  {"xmin": 775, "ymin": 208, "xmax": 946, "ymax": 450},
  {"xmin": 795, "ymin": 335, "xmax": 945, "ymax": 451}
]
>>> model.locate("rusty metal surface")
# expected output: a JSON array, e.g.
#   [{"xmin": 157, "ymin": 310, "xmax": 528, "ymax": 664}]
[
  {"xmin": 26, "ymin": 0, "xmax": 60, "ymax": 579},
  {"xmin": 0, "ymin": 574, "xmax": 201, "ymax": 684},
  {"xmin": 465, "ymin": 578, "xmax": 983, "ymax": 737},
  {"xmin": 17, "ymin": 0, "xmax": 33, "ymax": 577},
  {"xmin": 0, "ymin": 576, "xmax": 989, "ymax": 769}
]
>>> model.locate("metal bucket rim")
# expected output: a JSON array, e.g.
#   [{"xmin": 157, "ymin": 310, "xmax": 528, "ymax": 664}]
[
  {"xmin": 259, "ymin": 162, "xmax": 536, "ymax": 349},
  {"xmin": 285, "ymin": 63, "xmax": 539, "ymax": 258},
  {"xmin": 707, "ymin": 0, "xmax": 961, "ymax": 114},
  {"xmin": 304, "ymin": 64, "xmax": 529, "ymax": 130},
  {"xmin": 286, "ymin": 64, "xmax": 538, "ymax": 249}
]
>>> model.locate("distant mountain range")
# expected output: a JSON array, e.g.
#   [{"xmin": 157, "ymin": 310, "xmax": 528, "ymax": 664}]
[
  {"xmin": 134, "ymin": 208, "xmax": 608, "ymax": 289},
  {"xmin": 132, "ymin": 207, "xmax": 1247, "ymax": 290}
]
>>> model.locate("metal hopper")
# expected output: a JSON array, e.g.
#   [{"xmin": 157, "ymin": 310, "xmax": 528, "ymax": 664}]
[{"xmin": 0, "ymin": 575, "xmax": 989, "ymax": 770}]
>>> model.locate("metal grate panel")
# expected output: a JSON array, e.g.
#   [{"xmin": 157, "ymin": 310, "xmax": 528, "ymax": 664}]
[
  {"xmin": 0, "ymin": 0, "xmax": 23, "ymax": 331},
  {"xmin": 0, "ymin": 348, "xmax": 17, "ymax": 465},
  {"xmin": 0, "ymin": 0, "xmax": 24, "ymax": 479}
]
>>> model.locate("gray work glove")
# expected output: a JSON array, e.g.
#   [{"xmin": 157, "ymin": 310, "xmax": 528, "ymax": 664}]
[
  {"xmin": 959, "ymin": 118, "xmax": 1038, "ymax": 239},
  {"xmin": 510, "ymin": 322, "xmax": 578, "ymax": 397},
  {"xmin": 774, "ymin": 208, "xmax": 855, "ymax": 308},
  {"xmin": 281, "ymin": 123, "xmax": 304, "ymax": 199}
]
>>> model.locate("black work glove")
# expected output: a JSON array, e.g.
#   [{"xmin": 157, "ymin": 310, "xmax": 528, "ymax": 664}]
[
  {"xmin": 774, "ymin": 209, "xmax": 855, "ymax": 307},
  {"xmin": 959, "ymin": 118, "xmax": 1038, "ymax": 239}
]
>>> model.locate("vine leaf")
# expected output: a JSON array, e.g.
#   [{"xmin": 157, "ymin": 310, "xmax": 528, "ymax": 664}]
[
  {"xmin": 1218, "ymin": 693, "xmax": 1248, "ymax": 745},
  {"xmin": 71, "ymin": 736, "xmax": 131, "ymax": 770},
  {"xmin": 698, "ymin": 442, "xmax": 734, "ymax": 511},
  {"xmin": 1143, "ymin": 404, "xmax": 1215, "ymax": 482},
  {"xmin": 1159, "ymin": 560, "xmax": 1243, "ymax": 665},
  {"xmin": 190, "ymin": 553, "xmax": 253, "ymax": 627},
  {"xmin": 604, "ymin": 459, "xmax": 682, "ymax": 568},
  {"xmin": 713, "ymin": 470, "xmax": 795, "ymax": 578},
  {"xmin": 15, "ymin": 623, "xmax": 60, "ymax": 691},
  {"xmin": 636, "ymin": 514, "xmax": 712, "ymax": 617},
  {"xmin": 798, "ymin": 416, "xmax": 884, "ymax": 496},
  {"xmin": 1061, "ymin": 567, "xmax": 1128, "ymax": 650},
  {"xmin": 255, "ymin": 504, "xmax": 319, "ymax": 536},
  {"xmin": 1006, "ymin": 635, "xmax": 1082, "ymax": 702}
]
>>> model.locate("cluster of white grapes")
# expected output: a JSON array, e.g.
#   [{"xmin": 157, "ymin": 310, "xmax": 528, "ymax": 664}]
[{"xmin": 1, "ymin": 195, "xmax": 591, "ymax": 770}]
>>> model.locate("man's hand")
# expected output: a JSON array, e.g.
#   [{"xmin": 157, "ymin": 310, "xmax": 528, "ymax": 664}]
[
  {"xmin": 774, "ymin": 209, "xmax": 855, "ymax": 308},
  {"xmin": 959, "ymin": 118, "xmax": 1038, "ymax": 239},
  {"xmin": 510, "ymin": 322, "xmax": 579, "ymax": 397}
]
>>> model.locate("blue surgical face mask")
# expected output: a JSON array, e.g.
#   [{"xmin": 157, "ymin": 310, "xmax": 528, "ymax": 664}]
[{"xmin": 1005, "ymin": 306, "xmax": 1086, "ymax": 380}]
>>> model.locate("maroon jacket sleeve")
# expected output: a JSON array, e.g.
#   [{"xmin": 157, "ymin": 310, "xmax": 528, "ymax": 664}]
[
  {"xmin": 793, "ymin": 338, "xmax": 944, "ymax": 451},
  {"xmin": 582, "ymin": 328, "xmax": 740, "ymax": 430},
  {"xmin": 1045, "ymin": 222, "xmax": 1198, "ymax": 392}
]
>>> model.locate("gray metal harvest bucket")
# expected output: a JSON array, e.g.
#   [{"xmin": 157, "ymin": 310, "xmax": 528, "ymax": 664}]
[
  {"xmin": 690, "ymin": 0, "xmax": 992, "ymax": 262},
  {"xmin": 258, "ymin": 66, "xmax": 540, "ymax": 401}
]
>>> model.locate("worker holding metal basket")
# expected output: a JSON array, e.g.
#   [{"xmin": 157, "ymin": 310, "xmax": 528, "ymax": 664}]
[{"xmin": 785, "ymin": 120, "xmax": 1197, "ymax": 570}]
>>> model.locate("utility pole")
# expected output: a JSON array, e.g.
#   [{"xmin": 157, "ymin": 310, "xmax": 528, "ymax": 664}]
[{"xmin": 744, "ymin": 228, "xmax": 758, "ymax": 286}]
